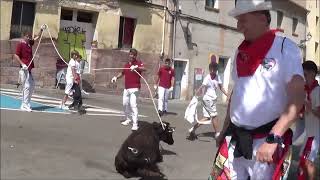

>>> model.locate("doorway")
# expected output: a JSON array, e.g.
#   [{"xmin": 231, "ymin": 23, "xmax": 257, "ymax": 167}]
[{"xmin": 173, "ymin": 59, "xmax": 189, "ymax": 100}]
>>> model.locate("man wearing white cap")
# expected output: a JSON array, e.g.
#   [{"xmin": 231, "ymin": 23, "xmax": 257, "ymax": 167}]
[{"xmin": 210, "ymin": 0, "xmax": 305, "ymax": 179}]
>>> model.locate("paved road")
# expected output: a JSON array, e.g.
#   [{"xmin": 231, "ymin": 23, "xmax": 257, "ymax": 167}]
[
  {"xmin": 1, "ymin": 85, "xmax": 225, "ymax": 179},
  {"xmin": 0, "ymin": 85, "xmax": 318, "ymax": 179}
]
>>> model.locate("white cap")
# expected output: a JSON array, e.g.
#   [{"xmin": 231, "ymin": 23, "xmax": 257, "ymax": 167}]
[{"xmin": 228, "ymin": 0, "xmax": 272, "ymax": 17}]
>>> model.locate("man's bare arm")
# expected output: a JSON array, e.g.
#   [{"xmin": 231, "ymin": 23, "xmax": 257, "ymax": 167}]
[{"xmin": 270, "ymin": 75, "xmax": 305, "ymax": 136}]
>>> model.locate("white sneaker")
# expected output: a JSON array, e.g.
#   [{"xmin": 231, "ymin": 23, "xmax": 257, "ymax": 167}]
[
  {"xmin": 131, "ymin": 124, "xmax": 139, "ymax": 131},
  {"xmin": 81, "ymin": 90, "xmax": 89, "ymax": 95},
  {"xmin": 214, "ymin": 132, "xmax": 221, "ymax": 139},
  {"xmin": 188, "ymin": 127, "xmax": 195, "ymax": 133},
  {"xmin": 20, "ymin": 103, "xmax": 32, "ymax": 112},
  {"xmin": 121, "ymin": 119, "xmax": 131, "ymax": 126},
  {"xmin": 59, "ymin": 104, "xmax": 69, "ymax": 110}
]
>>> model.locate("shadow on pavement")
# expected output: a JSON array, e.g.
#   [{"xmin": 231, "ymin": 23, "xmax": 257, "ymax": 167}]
[{"xmin": 160, "ymin": 149, "xmax": 177, "ymax": 156}]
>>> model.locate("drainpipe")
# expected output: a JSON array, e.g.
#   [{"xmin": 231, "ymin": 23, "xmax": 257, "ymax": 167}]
[
  {"xmin": 160, "ymin": 0, "xmax": 167, "ymax": 59},
  {"xmin": 158, "ymin": 0, "xmax": 168, "ymax": 72},
  {"xmin": 172, "ymin": 0, "xmax": 178, "ymax": 60}
]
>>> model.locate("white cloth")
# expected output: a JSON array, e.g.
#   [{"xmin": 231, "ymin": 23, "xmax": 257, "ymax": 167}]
[
  {"xmin": 202, "ymin": 99, "xmax": 218, "ymax": 118},
  {"xmin": 158, "ymin": 86, "xmax": 170, "ymax": 111},
  {"xmin": 184, "ymin": 96, "xmax": 199, "ymax": 124},
  {"xmin": 302, "ymin": 85, "xmax": 320, "ymax": 161},
  {"xmin": 300, "ymin": 136, "xmax": 319, "ymax": 162},
  {"xmin": 66, "ymin": 58, "xmax": 80, "ymax": 81},
  {"xmin": 123, "ymin": 88, "xmax": 139, "ymax": 126},
  {"xmin": 228, "ymin": 137, "xmax": 276, "ymax": 179},
  {"xmin": 202, "ymin": 74, "xmax": 222, "ymax": 101},
  {"xmin": 22, "ymin": 72, "xmax": 34, "ymax": 106},
  {"xmin": 230, "ymin": 36, "xmax": 304, "ymax": 129},
  {"xmin": 64, "ymin": 78, "xmax": 74, "ymax": 95},
  {"xmin": 305, "ymin": 86, "xmax": 320, "ymax": 140}
]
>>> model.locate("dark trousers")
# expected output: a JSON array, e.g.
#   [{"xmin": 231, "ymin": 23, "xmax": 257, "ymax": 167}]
[{"xmin": 70, "ymin": 83, "xmax": 82, "ymax": 109}]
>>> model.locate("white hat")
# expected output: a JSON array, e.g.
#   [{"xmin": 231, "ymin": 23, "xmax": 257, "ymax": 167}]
[{"xmin": 228, "ymin": 0, "xmax": 272, "ymax": 17}]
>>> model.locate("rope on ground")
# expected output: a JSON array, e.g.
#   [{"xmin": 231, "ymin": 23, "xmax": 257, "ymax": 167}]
[{"xmin": 93, "ymin": 67, "xmax": 165, "ymax": 130}]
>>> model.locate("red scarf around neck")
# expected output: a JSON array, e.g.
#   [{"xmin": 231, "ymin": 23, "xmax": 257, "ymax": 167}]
[
  {"xmin": 236, "ymin": 30, "xmax": 276, "ymax": 77},
  {"xmin": 210, "ymin": 72, "xmax": 216, "ymax": 80},
  {"xmin": 305, "ymin": 80, "xmax": 319, "ymax": 101}
]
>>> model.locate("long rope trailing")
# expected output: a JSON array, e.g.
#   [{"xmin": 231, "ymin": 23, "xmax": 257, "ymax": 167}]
[
  {"xmin": 26, "ymin": 29, "xmax": 45, "ymax": 68},
  {"xmin": 94, "ymin": 67, "xmax": 165, "ymax": 130},
  {"xmin": 36, "ymin": 24, "xmax": 165, "ymax": 130}
]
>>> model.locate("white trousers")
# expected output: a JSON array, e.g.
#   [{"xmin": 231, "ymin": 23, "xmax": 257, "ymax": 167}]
[
  {"xmin": 22, "ymin": 72, "xmax": 35, "ymax": 106},
  {"xmin": 123, "ymin": 88, "xmax": 139, "ymax": 125},
  {"xmin": 228, "ymin": 137, "xmax": 276, "ymax": 180},
  {"xmin": 158, "ymin": 86, "xmax": 170, "ymax": 111}
]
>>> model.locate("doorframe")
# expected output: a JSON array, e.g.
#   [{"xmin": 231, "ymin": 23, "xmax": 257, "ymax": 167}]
[{"xmin": 173, "ymin": 58, "xmax": 189, "ymax": 100}]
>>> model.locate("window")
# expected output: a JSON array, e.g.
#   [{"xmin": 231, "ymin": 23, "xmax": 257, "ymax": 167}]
[
  {"xmin": 205, "ymin": 0, "xmax": 219, "ymax": 9},
  {"xmin": 292, "ymin": 18, "xmax": 298, "ymax": 36},
  {"xmin": 60, "ymin": 9, "xmax": 73, "ymax": 21},
  {"xmin": 10, "ymin": 1, "xmax": 35, "ymax": 39},
  {"xmin": 316, "ymin": 16, "xmax": 319, "ymax": 27},
  {"xmin": 77, "ymin": 11, "xmax": 93, "ymax": 23},
  {"xmin": 277, "ymin": 11, "xmax": 284, "ymax": 29},
  {"xmin": 315, "ymin": 42, "xmax": 318, "ymax": 54},
  {"xmin": 118, "ymin": 17, "xmax": 136, "ymax": 48}
]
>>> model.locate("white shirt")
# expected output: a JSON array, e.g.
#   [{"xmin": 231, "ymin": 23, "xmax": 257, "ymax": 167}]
[
  {"xmin": 305, "ymin": 86, "xmax": 320, "ymax": 140},
  {"xmin": 202, "ymin": 73, "xmax": 222, "ymax": 101},
  {"xmin": 230, "ymin": 35, "xmax": 304, "ymax": 129},
  {"xmin": 66, "ymin": 58, "xmax": 80, "ymax": 81}
]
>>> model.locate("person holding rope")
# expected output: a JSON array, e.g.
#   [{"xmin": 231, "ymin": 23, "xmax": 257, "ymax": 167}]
[
  {"xmin": 187, "ymin": 62, "xmax": 228, "ymax": 140},
  {"xmin": 155, "ymin": 58, "xmax": 175, "ymax": 116},
  {"xmin": 111, "ymin": 48, "xmax": 146, "ymax": 131},
  {"xmin": 209, "ymin": 0, "xmax": 305, "ymax": 179},
  {"xmin": 14, "ymin": 28, "xmax": 44, "ymax": 112}
]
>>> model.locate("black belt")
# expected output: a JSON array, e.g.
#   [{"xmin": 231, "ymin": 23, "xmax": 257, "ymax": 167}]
[{"xmin": 225, "ymin": 119, "xmax": 278, "ymax": 160}]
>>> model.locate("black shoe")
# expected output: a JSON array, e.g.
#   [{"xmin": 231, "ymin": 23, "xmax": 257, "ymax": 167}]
[
  {"xmin": 158, "ymin": 110, "xmax": 163, "ymax": 117},
  {"xmin": 186, "ymin": 132, "xmax": 197, "ymax": 141},
  {"xmin": 68, "ymin": 104, "xmax": 75, "ymax": 110},
  {"xmin": 163, "ymin": 110, "xmax": 167, "ymax": 114}
]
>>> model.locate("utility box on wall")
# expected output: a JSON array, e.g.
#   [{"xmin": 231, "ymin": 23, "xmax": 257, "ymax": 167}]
[{"xmin": 193, "ymin": 68, "xmax": 204, "ymax": 96}]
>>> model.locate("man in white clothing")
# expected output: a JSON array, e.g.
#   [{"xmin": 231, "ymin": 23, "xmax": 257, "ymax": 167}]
[{"xmin": 209, "ymin": 0, "xmax": 305, "ymax": 179}]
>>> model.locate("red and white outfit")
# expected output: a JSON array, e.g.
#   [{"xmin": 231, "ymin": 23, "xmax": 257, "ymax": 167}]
[
  {"xmin": 16, "ymin": 40, "xmax": 35, "ymax": 110},
  {"xmin": 157, "ymin": 66, "xmax": 174, "ymax": 112},
  {"xmin": 202, "ymin": 73, "xmax": 222, "ymax": 118},
  {"xmin": 122, "ymin": 60, "xmax": 144, "ymax": 128},
  {"xmin": 298, "ymin": 81, "xmax": 320, "ymax": 179},
  {"xmin": 218, "ymin": 31, "xmax": 303, "ymax": 179},
  {"xmin": 65, "ymin": 58, "xmax": 80, "ymax": 95}
]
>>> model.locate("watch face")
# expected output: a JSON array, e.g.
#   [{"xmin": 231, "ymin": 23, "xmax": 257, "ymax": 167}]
[{"xmin": 266, "ymin": 135, "xmax": 275, "ymax": 143}]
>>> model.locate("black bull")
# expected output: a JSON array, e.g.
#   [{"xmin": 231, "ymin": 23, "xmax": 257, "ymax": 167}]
[{"xmin": 115, "ymin": 121, "xmax": 175, "ymax": 178}]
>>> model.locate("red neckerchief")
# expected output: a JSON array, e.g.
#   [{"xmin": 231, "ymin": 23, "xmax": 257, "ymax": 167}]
[
  {"xmin": 236, "ymin": 30, "xmax": 276, "ymax": 77},
  {"xmin": 210, "ymin": 73, "xmax": 216, "ymax": 80},
  {"xmin": 305, "ymin": 80, "xmax": 319, "ymax": 101}
]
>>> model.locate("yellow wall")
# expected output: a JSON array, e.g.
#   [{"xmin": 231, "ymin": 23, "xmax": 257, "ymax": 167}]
[
  {"xmin": 95, "ymin": 11, "xmax": 120, "ymax": 49},
  {"xmin": 2, "ymin": 0, "xmax": 167, "ymax": 54},
  {"xmin": 101, "ymin": 2, "xmax": 165, "ymax": 54},
  {"xmin": 33, "ymin": 1, "xmax": 60, "ymax": 39},
  {"xmin": 306, "ymin": 0, "xmax": 320, "ymax": 66},
  {"xmin": 0, "ymin": 0, "xmax": 13, "ymax": 40}
]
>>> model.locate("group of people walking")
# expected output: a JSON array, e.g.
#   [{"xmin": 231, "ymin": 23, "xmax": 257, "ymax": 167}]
[{"xmin": 14, "ymin": 0, "xmax": 319, "ymax": 179}]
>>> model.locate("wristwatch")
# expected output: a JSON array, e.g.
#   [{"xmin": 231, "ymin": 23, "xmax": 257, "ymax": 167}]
[{"xmin": 265, "ymin": 133, "xmax": 284, "ymax": 145}]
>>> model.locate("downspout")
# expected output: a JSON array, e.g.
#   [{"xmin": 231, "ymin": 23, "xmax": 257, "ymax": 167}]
[
  {"xmin": 159, "ymin": 0, "xmax": 167, "ymax": 70},
  {"xmin": 172, "ymin": 0, "xmax": 177, "ymax": 60},
  {"xmin": 160, "ymin": 0, "xmax": 167, "ymax": 59}
]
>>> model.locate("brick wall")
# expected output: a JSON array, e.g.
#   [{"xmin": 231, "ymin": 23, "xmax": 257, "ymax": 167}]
[
  {"xmin": 1, "ymin": 40, "xmax": 162, "ymax": 98},
  {"xmin": 0, "ymin": 39, "xmax": 59, "ymax": 88}
]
